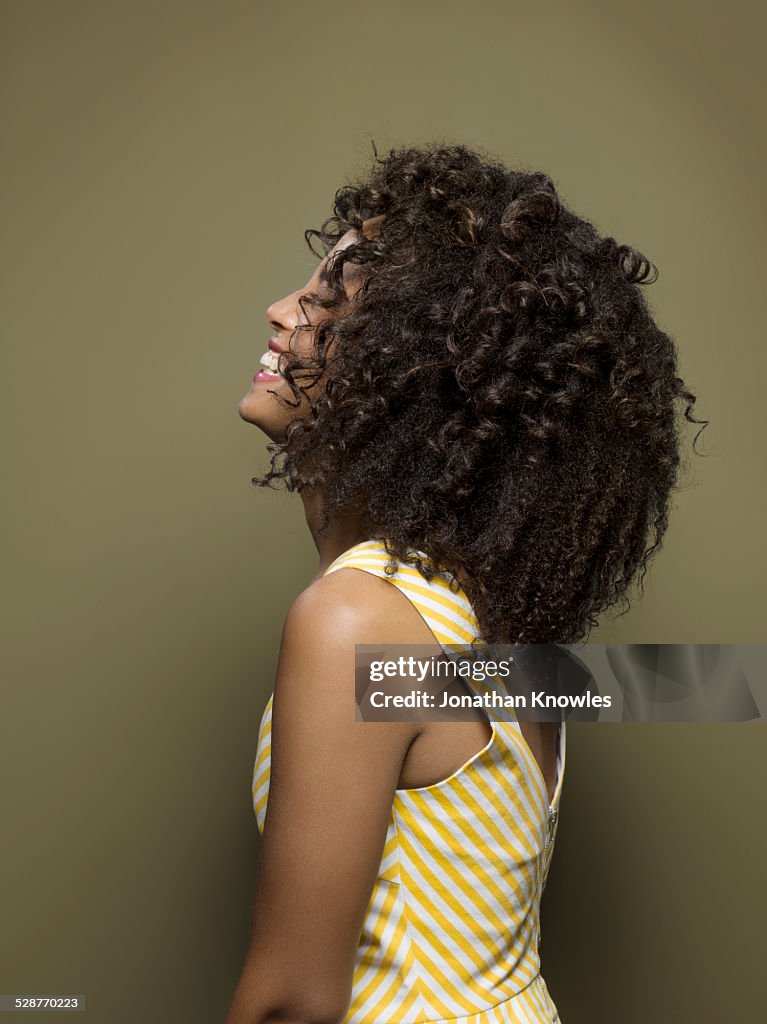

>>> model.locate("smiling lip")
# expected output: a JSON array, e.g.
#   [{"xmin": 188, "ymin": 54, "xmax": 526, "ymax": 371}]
[
  {"xmin": 268, "ymin": 338, "xmax": 284, "ymax": 354},
  {"xmin": 253, "ymin": 369, "xmax": 281, "ymax": 383}
]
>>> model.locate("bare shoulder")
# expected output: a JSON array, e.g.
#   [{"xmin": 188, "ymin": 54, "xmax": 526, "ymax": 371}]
[
  {"xmin": 273, "ymin": 565, "xmax": 437, "ymax": 726},
  {"xmin": 282, "ymin": 563, "xmax": 437, "ymax": 653}
]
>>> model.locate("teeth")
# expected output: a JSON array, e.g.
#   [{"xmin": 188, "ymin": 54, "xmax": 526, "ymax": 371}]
[{"xmin": 260, "ymin": 350, "xmax": 281, "ymax": 374}]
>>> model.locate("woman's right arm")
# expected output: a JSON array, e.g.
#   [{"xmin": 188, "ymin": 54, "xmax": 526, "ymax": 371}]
[{"xmin": 224, "ymin": 570, "xmax": 423, "ymax": 1024}]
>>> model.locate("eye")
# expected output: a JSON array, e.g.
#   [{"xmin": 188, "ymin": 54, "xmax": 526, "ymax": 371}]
[{"xmin": 317, "ymin": 257, "xmax": 350, "ymax": 298}]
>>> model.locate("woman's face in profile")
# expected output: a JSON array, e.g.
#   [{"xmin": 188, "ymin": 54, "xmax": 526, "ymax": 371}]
[{"xmin": 238, "ymin": 216, "xmax": 383, "ymax": 440}]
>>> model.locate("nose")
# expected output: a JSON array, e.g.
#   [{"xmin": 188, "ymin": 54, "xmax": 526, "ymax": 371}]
[{"xmin": 266, "ymin": 288, "xmax": 303, "ymax": 338}]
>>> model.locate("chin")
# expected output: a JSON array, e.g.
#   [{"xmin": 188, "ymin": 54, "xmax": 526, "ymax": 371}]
[
  {"xmin": 238, "ymin": 387, "xmax": 267, "ymax": 423},
  {"xmin": 237, "ymin": 387, "xmax": 288, "ymax": 442}
]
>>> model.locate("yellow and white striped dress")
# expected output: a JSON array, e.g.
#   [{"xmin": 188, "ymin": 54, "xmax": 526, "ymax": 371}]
[{"xmin": 252, "ymin": 539, "xmax": 566, "ymax": 1024}]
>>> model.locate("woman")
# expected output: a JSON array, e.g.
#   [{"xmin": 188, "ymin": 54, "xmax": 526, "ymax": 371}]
[{"xmin": 227, "ymin": 143, "xmax": 704, "ymax": 1024}]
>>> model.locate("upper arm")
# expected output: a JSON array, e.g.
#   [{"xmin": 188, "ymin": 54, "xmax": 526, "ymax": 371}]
[{"xmin": 227, "ymin": 570, "xmax": 424, "ymax": 1024}]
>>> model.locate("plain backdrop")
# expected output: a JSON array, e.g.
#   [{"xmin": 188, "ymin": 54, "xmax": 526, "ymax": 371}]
[{"xmin": 1, "ymin": 2, "xmax": 765, "ymax": 1022}]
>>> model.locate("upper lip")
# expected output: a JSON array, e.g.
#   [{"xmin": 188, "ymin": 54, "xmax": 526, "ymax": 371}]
[{"xmin": 268, "ymin": 338, "xmax": 284, "ymax": 354}]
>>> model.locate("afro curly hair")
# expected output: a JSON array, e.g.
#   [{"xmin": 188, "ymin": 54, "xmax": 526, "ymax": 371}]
[{"xmin": 253, "ymin": 142, "xmax": 707, "ymax": 645}]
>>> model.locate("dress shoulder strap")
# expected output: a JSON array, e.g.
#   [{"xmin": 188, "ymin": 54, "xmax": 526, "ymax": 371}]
[{"xmin": 323, "ymin": 539, "xmax": 479, "ymax": 648}]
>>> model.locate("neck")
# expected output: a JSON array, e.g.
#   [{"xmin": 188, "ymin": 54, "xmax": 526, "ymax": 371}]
[{"xmin": 300, "ymin": 487, "xmax": 369, "ymax": 580}]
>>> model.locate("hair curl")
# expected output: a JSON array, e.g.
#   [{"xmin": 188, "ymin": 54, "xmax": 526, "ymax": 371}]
[{"xmin": 253, "ymin": 142, "xmax": 708, "ymax": 645}]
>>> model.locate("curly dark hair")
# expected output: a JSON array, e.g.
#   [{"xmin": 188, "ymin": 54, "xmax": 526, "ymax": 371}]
[{"xmin": 253, "ymin": 142, "xmax": 708, "ymax": 645}]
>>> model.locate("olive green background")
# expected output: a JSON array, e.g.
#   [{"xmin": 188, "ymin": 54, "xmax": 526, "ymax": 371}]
[{"xmin": 2, "ymin": 1, "xmax": 764, "ymax": 1022}]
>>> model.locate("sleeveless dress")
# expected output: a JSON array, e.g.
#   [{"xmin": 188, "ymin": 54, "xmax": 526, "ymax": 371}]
[{"xmin": 252, "ymin": 539, "xmax": 567, "ymax": 1024}]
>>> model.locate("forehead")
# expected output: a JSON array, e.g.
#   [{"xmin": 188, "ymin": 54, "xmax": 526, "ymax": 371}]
[
  {"xmin": 329, "ymin": 215, "xmax": 385, "ymax": 257},
  {"xmin": 329, "ymin": 228, "xmax": 360, "ymax": 257}
]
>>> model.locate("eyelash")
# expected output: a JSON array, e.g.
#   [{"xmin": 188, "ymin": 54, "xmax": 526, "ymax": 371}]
[{"xmin": 318, "ymin": 263, "xmax": 346, "ymax": 294}]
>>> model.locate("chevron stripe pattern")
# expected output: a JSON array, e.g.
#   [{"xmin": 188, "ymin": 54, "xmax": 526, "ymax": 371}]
[{"xmin": 252, "ymin": 540, "xmax": 566, "ymax": 1023}]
